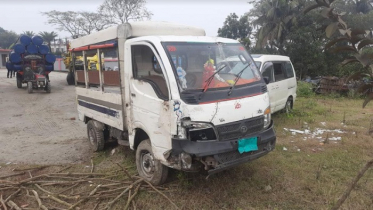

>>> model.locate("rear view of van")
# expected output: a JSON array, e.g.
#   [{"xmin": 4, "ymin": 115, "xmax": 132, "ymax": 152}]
[{"xmin": 252, "ymin": 55, "xmax": 297, "ymax": 114}]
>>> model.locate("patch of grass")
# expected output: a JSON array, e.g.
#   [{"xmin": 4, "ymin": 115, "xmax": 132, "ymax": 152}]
[{"xmin": 297, "ymin": 81, "xmax": 316, "ymax": 98}]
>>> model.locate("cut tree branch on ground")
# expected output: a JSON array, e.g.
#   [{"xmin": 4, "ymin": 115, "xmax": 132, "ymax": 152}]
[
  {"xmin": 6, "ymin": 200, "xmax": 21, "ymax": 210},
  {"xmin": 104, "ymin": 178, "xmax": 144, "ymax": 210},
  {"xmin": 0, "ymin": 195, "xmax": 8, "ymax": 210},
  {"xmin": 0, "ymin": 168, "xmax": 179, "ymax": 209},
  {"xmin": 12, "ymin": 166, "xmax": 49, "ymax": 172},
  {"xmin": 91, "ymin": 159, "xmax": 94, "ymax": 173},
  {"xmin": 331, "ymin": 159, "xmax": 373, "ymax": 210},
  {"xmin": 0, "ymin": 172, "xmax": 25, "ymax": 179},
  {"xmin": 46, "ymin": 195, "xmax": 73, "ymax": 208},
  {"xmin": 4, "ymin": 188, "xmax": 21, "ymax": 202},
  {"xmin": 31, "ymin": 190, "xmax": 48, "ymax": 210},
  {"xmin": 140, "ymin": 178, "xmax": 180, "ymax": 210},
  {"xmin": 124, "ymin": 184, "xmax": 141, "ymax": 210},
  {"xmin": 115, "ymin": 162, "xmax": 134, "ymax": 181}
]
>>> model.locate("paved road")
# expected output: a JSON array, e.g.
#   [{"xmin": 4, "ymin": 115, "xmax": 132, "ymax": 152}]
[{"xmin": 0, "ymin": 69, "xmax": 90, "ymax": 164}]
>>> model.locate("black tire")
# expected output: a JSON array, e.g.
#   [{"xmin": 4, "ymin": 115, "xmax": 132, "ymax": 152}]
[
  {"xmin": 45, "ymin": 83, "xmax": 51, "ymax": 93},
  {"xmin": 284, "ymin": 98, "xmax": 293, "ymax": 114},
  {"xmin": 27, "ymin": 82, "xmax": 33, "ymax": 94},
  {"xmin": 136, "ymin": 139, "xmax": 168, "ymax": 185},
  {"xmin": 87, "ymin": 120, "xmax": 105, "ymax": 152},
  {"xmin": 66, "ymin": 71, "xmax": 75, "ymax": 85},
  {"xmin": 17, "ymin": 77, "xmax": 22, "ymax": 89}
]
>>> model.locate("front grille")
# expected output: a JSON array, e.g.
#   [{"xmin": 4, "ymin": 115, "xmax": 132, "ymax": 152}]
[
  {"xmin": 215, "ymin": 143, "xmax": 266, "ymax": 164},
  {"xmin": 216, "ymin": 116, "xmax": 264, "ymax": 141}
]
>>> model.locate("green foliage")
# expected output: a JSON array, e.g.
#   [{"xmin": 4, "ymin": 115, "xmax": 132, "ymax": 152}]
[
  {"xmin": 39, "ymin": 31, "xmax": 58, "ymax": 47},
  {"xmin": 297, "ymin": 81, "xmax": 315, "ymax": 97},
  {"xmin": 22, "ymin": 31, "xmax": 35, "ymax": 37},
  {"xmin": 218, "ymin": 13, "xmax": 252, "ymax": 48},
  {"xmin": 304, "ymin": 0, "xmax": 373, "ymax": 107},
  {"xmin": 0, "ymin": 28, "xmax": 18, "ymax": 49},
  {"xmin": 249, "ymin": 0, "xmax": 304, "ymax": 53}
]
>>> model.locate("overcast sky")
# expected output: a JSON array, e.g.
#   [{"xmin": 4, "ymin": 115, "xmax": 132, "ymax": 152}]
[{"xmin": 0, "ymin": 0, "xmax": 252, "ymax": 38}]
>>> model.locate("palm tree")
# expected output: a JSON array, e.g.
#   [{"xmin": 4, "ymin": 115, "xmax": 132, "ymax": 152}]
[
  {"xmin": 22, "ymin": 31, "xmax": 35, "ymax": 37},
  {"xmin": 38, "ymin": 31, "xmax": 58, "ymax": 48},
  {"xmin": 250, "ymin": 0, "xmax": 303, "ymax": 53}
]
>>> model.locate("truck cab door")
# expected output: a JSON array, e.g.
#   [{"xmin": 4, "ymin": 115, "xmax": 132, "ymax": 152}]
[{"xmin": 126, "ymin": 43, "xmax": 172, "ymax": 159}]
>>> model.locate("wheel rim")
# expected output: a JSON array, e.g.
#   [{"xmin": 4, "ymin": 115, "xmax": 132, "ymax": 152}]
[
  {"xmin": 88, "ymin": 127, "xmax": 96, "ymax": 146},
  {"xmin": 140, "ymin": 151, "xmax": 155, "ymax": 178}
]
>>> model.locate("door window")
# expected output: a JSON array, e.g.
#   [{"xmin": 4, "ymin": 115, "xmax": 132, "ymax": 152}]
[
  {"xmin": 261, "ymin": 62, "xmax": 274, "ymax": 83},
  {"xmin": 132, "ymin": 45, "xmax": 169, "ymax": 100},
  {"xmin": 273, "ymin": 63, "xmax": 286, "ymax": 81},
  {"xmin": 284, "ymin": 61, "xmax": 295, "ymax": 78}
]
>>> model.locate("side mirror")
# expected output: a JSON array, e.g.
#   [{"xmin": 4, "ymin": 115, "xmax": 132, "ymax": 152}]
[{"xmin": 263, "ymin": 77, "xmax": 269, "ymax": 84}]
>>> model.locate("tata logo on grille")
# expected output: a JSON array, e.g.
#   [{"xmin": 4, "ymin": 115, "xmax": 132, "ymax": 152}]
[
  {"xmin": 240, "ymin": 125, "xmax": 248, "ymax": 133},
  {"xmin": 235, "ymin": 103, "xmax": 241, "ymax": 109}
]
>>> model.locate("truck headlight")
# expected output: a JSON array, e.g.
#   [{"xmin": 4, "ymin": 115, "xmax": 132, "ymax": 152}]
[
  {"xmin": 177, "ymin": 119, "xmax": 217, "ymax": 141},
  {"xmin": 263, "ymin": 107, "xmax": 271, "ymax": 129}
]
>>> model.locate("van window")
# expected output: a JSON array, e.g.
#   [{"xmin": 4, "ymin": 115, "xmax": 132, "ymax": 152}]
[
  {"xmin": 262, "ymin": 62, "xmax": 274, "ymax": 83},
  {"xmin": 284, "ymin": 61, "xmax": 295, "ymax": 78},
  {"xmin": 132, "ymin": 45, "xmax": 169, "ymax": 100},
  {"xmin": 273, "ymin": 63, "xmax": 285, "ymax": 81}
]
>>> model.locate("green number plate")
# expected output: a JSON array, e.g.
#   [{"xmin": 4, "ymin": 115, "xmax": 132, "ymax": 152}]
[{"xmin": 238, "ymin": 137, "xmax": 258, "ymax": 154}]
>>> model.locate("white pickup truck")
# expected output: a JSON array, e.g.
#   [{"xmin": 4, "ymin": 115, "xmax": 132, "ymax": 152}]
[{"xmin": 70, "ymin": 22, "xmax": 276, "ymax": 185}]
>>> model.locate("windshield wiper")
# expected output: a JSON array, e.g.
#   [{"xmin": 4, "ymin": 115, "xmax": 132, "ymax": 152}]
[
  {"xmin": 202, "ymin": 64, "xmax": 227, "ymax": 92},
  {"xmin": 227, "ymin": 63, "xmax": 250, "ymax": 96}
]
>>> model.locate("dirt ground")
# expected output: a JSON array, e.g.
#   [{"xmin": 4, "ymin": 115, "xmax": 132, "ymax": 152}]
[{"xmin": 0, "ymin": 69, "xmax": 90, "ymax": 164}]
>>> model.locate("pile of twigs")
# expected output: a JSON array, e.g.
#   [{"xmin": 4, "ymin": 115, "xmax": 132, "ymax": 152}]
[{"xmin": 0, "ymin": 165, "xmax": 179, "ymax": 210}]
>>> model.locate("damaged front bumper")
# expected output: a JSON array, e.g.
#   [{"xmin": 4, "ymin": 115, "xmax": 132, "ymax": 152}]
[{"xmin": 168, "ymin": 121, "xmax": 276, "ymax": 175}]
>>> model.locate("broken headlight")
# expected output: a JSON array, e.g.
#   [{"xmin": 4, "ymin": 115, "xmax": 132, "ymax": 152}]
[
  {"xmin": 178, "ymin": 119, "xmax": 217, "ymax": 141},
  {"xmin": 263, "ymin": 107, "xmax": 271, "ymax": 129}
]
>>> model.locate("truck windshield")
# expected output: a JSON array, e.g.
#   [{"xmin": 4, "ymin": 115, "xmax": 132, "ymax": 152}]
[{"xmin": 163, "ymin": 42, "xmax": 261, "ymax": 91}]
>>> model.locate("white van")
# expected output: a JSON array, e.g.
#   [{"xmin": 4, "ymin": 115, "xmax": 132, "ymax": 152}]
[{"xmin": 252, "ymin": 55, "xmax": 297, "ymax": 114}]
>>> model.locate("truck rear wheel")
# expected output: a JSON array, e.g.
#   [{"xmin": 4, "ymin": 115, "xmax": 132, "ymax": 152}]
[
  {"xmin": 67, "ymin": 71, "xmax": 74, "ymax": 85},
  {"xmin": 27, "ymin": 82, "xmax": 33, "ymax": 94},
  {"xmin": 17, "ymin": 77, "xmax": 22, "ymax": 88},
  {"xmin": 87, "ymin": 120, "xmax": 105, "ymax": 152},
  {"xmin": 136, "ymin": 139, "xmax": 168, "ymax": 185}
]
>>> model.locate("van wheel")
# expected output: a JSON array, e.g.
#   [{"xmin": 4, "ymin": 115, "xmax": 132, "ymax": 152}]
[
  {"xmin": 87, "ymin": 120, "xmax": 105, "ymax": 152},
  {"xmin": 27, "ymin": 82, "xmax": 33, "ymax": 94},
  {"xmin": 284, "ymin": 98, "xmax": 293, "ymax": 114},
  {"xmin": 136, "ymin": 140, "xmax": 168, "ymax": 185}
]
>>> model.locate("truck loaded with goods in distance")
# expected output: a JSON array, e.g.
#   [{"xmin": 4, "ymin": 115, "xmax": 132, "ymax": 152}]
[
  {"xmin": 71, "ymin": 21, "xmax": 276, "ymax": 185},
  {"xmin": 6, "ymin": 35, "xmax": 57, "ymax": 93}
]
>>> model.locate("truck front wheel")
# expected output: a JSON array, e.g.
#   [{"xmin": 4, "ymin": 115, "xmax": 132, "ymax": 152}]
[
  {"xmin": 87, "ymin": 120, "xmax": 105, "ymax": 152},
  {"xmin": 136, "ymin": 139, "xmax": 168, "ymax": 185},
  {"xmin": 27, "ymin": 82, "xmax": 33, "ymax": 94}
]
